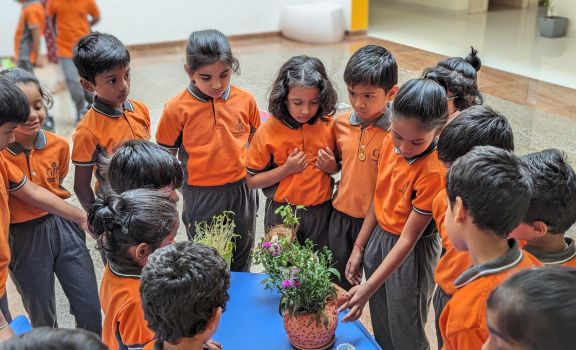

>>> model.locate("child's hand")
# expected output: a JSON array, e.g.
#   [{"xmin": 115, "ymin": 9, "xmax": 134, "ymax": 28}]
[
  {"xmin": 315, "ymin": 147, "xmax": 338, "ymax": 174},
  {"xmin": 338, "ymin": 283, "xmax": 373, "ymax": 322},
  {"xmin": 345, "ymin": 248, "xmax": 363, "ymax": 285},
  {"xmin": 284, "ymin": 148, "xmax": 307, "ymax": 175}
]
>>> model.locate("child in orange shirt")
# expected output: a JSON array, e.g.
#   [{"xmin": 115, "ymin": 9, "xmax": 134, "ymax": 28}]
[
  {"xmin": 72, "ymin": 32, "xmax": 151, "ymax": 211},
  {"xmin": 141, "ymin": 242, "xmax": 230, "ymax": 350},
  {"xmin": 339, "ymin": 79, "xmax": 448, "ymax": 349},
  {"xmin": 89, "ymin": 189, "xmax": 179, "ymax": 350},
  {"xmin": 422, "ymin": 47, "xmax": 483, "ymax": 124},
  {"xmin": 511, "ymin": 149, "xmax": 576, "ymax": 267},
  {"xmin": 439, "ymin": 146, "xmax": 542, "ymax": 350},
  {"xmin": 156, "ymin": 29, "xmax": 260, "ymax": 272},
  {"xmin": 329, "ymin": 45, "xmax": 398, "ymax": 289},
  {"xmin": 484, "ymin": 267, "xmax": 576, "ymax": 350},
  {"xmin": 246, "ymin": 55, "xmax": 338, "ymax": 249},
  {"xmin": 0, "ymin": 68, "xmax": 101, "ymax": 333},
  {"xmin": 13, "ymin": 0, "xmax": 45, "ymax": 74},
  {"xmin": 433, "ymin": 105, "xmax": 514, "ymax": 349}
]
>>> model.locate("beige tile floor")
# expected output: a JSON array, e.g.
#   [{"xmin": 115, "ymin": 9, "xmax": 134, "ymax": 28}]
[{"xmin": 7, "ymin": 34, "xmax": 576, "ymax": 349}]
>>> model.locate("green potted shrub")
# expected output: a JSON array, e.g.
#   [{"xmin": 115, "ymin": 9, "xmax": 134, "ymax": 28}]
[
  {"xmin": 192, "ymin": 211, "xmax": 239, "ymax": 267},
  {"xmin": 539, "ymin": 0, "xmax": 569, "ymax": 38}
]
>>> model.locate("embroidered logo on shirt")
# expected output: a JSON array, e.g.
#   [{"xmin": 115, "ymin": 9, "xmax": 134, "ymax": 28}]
[
  {"xmin": 233, "ymin": 118, "xmax": 246, "ymax": 135},
  {"xmin": 398, "ymin": 182, "xmax": 409, "ymax": 198},
  {"xmin": 47, "ymin": 162, "xmax": 59, "ymax": 184}
]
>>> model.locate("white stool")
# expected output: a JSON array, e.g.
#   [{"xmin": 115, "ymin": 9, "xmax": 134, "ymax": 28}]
[{"xmin": 280, "ymin": 3, "xmax": 345, "ymax": 44}]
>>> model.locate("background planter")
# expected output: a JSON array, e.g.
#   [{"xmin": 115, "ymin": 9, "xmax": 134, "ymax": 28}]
[
  {"xmin": 539, "ymin": 16, "xmax": 569, "ymax": 38},
  {"xmin": 221, "ymin": 241, "xmax": 234, "ymax": 267},
  {"xmin": 282, "ymin": 301, "xmax": 338, "ymax": 350}
]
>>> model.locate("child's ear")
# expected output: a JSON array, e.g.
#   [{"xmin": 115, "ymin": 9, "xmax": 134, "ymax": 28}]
[
  {"xmin": 134, "ymin": 243, "xmax": 152, "ymax": 262},
  {"xmin": 528, "ymin": 220, "xmax": 548, "ymax": 238},
  {"xmin": 385, "ymin": 85, "xmax": 399, "ymax": 102},
  {"xmin": 80, "ymin": 78, "xmax": 95, "ymax": 93},
  {"xmin": 206, "ymin": 306, "xmax": 222, "ymax": 332},
  {"xmin": 453, "ymin": 196, "xmax": 467, "ymax": 224}
]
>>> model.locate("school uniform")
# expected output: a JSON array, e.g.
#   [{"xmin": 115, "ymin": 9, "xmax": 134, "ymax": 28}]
[
  {"xmin": 328, "ymin": 108, "xmax": 391, "ymax": 289},
  {"xmin": 14, "ymin": 0, "xmax": 45, "ymax": 73},
  {"xmin": 440, "ymin": 239, "xmax": 542, "ymax": 350},
  {"xmin": 524, "ymin": 237, "xmax": 576, "ymax": 268},
  {"xmin": 100, "ymin": 263, "xmax": 154, "ymax": 350},
  {"xmin": 246, "ymin": 115, "xmax": 336, "ymax": 249},
  {"xmin": 156, "ymin": 84, "xmax": 260, "ymax": 272},
  {"xmin": 0, "ymin": 154, "xmax": 26, "ymax": 322},
  {"xmin": 2, "ymin": 130, "xmax": 101, "ymax": 332},
  {"xmin": 431, "ymin": 189, "xmax": 471, "ymax": 349},
  {"xmin": 363, "ymin": 134, "xmax": 443, "ymax": 350}
]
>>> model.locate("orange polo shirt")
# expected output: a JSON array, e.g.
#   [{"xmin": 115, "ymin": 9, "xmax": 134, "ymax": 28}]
[
  {"xmin": 100, "ymin": 264, "xmax": 154, "ymax": 350},
  {"xmin": 332, "ymin": 109, "xmax": 391, "ymax": 218},
  {"xmin": 246, "ymin": 116, "xmax": 335, "ymax": 206},
  {"xmin": 156, "ymin": 84, "xmax": 260, "ymax": 187},
  {"xmin": 0, "ymin": 154, "xmax": 26, "ymax": 297},
  {"xmin": 14, "ymin": 1, "xmax": 45, "ymax": 65},
  {"xmin": 524, "ymin": 237, "xmax": 576, "ymax": 268},
  {"xmin": 440, "ymin": 240, "xmax": 542, "ymax": 350},
  {"xmin": 2, "ymin": 130, "xmax": 70, "ymax": 224},
  {"xmin": 433, "ymin": 189, "xmax": 471, "ymax": 296},
  {"xmin": 72, "ymin": 98, "xmax": 150, "ymax": 167},
  {"xmin": 373, "ymin": 134, "xmax": 444, "ymax": 235},
  {"xmin": 47, "ymin": 0, "xmax": 99, "ymax": 58}
]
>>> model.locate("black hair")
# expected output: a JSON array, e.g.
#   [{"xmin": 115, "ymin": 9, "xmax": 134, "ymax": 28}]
[
  {"xmin": 0, "ymin": 327, "xmax": 106, "ymax": 350},
  {"xmin": 0, "ymin": 68, "xmax": 53, "ymax": 110},
  {"xmin": 446, "ymin": 145, "xmax": 531, "ymax": 238},
  {"xmin": 422, "ymin": 46, "xmax": 483, "ymax": 111},
  {"xmin": 268, "ymin": 55, "xmax": 337, "ymax": 125},
  {"xmin": 87, "ymin": 189, "xmax": 178, "ymax": 268},
  {"xmin": 0, "ymin": 78, "xmax": 29, "ymax": 126},
  {"xmin": 185, "ymin": 29, "xmax": 239, "ymax": 74},
  {"xmin": 438, "ymin": 105, "xmax": 514, "ymax": 164},
  {"xmin": 73, "ymin": 32, "xmax": 130, "ymax": 84},
  {"xmin": 343, "ymin": 44, "xmax": 398, "ymax": 92},
  {"xmin": 487, "ymin": 267, "xmax": 576, "ymax": 350},
  {"xmin": 520, "ymin": 149, "xmax": 576, "ymax": 234},
  {"xmin": 98, "ymin": 140, "xmax": 183, "ymax": 193},
  {"xmin": 141, "ymin": 241, "xmax": 230, "ymax": 344},
  {"xmin": 392, "ymin": 79, "xmax": 448, "ymax": 131}
]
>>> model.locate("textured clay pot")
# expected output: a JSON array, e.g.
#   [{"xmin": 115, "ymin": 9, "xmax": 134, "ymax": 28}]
[{"xmin": 282, "ymin": 301, "xmax": 338, "ymax": 350}]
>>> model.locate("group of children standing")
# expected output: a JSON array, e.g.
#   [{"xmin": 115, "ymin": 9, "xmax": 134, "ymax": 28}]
[{"xmin": 1, "ymin": 18, "xmax": 576, "ymax": 350}]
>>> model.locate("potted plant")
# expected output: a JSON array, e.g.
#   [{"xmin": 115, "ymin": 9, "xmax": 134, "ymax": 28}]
[
  {"xmin": 192, "ymin": 211, "xmax": 239, "ymax": 267},
  {"xmin": 264, "ymin": 203, "xmax": 306, "ymax": 242},
  {"xmin": 539, "ymin": 0, "xmax": 569, "ymax": 38},
  {"xmin": 253, "ymin": 236, "xmax": 342, "ymax": 350}
]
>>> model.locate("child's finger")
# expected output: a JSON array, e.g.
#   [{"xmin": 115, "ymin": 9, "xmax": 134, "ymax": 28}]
[{"xmin": 290, "ymin": 148, "xmax": 300, "ymax": 157}]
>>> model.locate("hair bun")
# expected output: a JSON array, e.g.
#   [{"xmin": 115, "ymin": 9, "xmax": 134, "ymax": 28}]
[
  {"xmin": 87, "ymin": 190, "xmax": 124, "ymax": 237},
  {"xmin": 465, "ymin": 46, "xmax": 481, "ymax": 72}
]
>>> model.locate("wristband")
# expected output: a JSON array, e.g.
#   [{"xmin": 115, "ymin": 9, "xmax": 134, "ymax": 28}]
[{"xmin": 353, "ymin": 242, "xmax": 364, "ymax": 252}]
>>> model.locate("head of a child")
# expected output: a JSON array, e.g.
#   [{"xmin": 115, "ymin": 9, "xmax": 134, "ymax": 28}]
[
  {"xmin": 269, "ymin": 55, "xmax": 337, "ymax": 127},
  {"xmin": 445, "ymin": 146, "xmax": 531, "ymax": 251},
  {"xmin": 343, "ymin": 45, "xmax": 398, "ymax": 123},
  {"xmin": 438, "ymin": 105, "xmax": 514, "ymax": 166},
  {"xmin": 0, "ymin": 327, "xmax": 106, "ymax": 350},
  {"xmin": 510, "ymin": 149, "xmax": 576, "ymax": 242},
  {"xmin": 0, "ymin": 78, "xmax": 29, "ymax": 150},
  {"xmin": 73, "ymin": 32, "xmax": 130, "ymax": 108},
  {"xmin": 99, "ymin": 140, "xmax": 183, "ymax": 202},
  {"xmin": 140, "ymin": 242, "xmax": 230, "ymax": 347},
  {"xmin": 185, "ymin": 29, "xmax": 239, "ymax": 100},
  {"xmin": 483, "ymin": 267, "xmax": 576, "ymax": 350},
  {"xmin": 0, "ymin": 68, "xmax": 52, "ymax": 140},
  {"xmin": 422, "ymin": 47, "xmax": 482, "ymax": 116},
  {"xmin": 391, "ymin": 79, "xmax": 448, "ymax": 159},
  {"xmin": 88, "ymin": 189, "xmax": 179, "ymax": 269}
]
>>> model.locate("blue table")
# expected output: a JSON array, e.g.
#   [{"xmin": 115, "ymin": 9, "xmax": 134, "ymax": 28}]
[{"xmin": 214, "ymin": 272, "xmax": 381, "ymax": 350}]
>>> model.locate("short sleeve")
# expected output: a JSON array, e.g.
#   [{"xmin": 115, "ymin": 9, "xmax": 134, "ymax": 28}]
[
  {"xmin": 117, "ymin": 301, "xmax": 154, "ymax": 349},
  {"xmin": 412, "ymin": 172, "xmax": 443, "ymax": 216},
  {"xmin": 156, "ymin": 105, "xmax": 184, "ymax": 150},
  {"xmin": 246, "ymin": 128, "xmax": 272, "ymax": 174},
  {"xmin": 58, "ymin": 139, "xmax": 71, "ymax": 181},
  {"xmin": 25, "ymin": 7, "xmax": 45, "ymax": 31},
  {"xmin": 445, "ymin": 328, "xmax": 489, "ymax": 350},
  {"xmin": 247, "ymin": 96, "xmax": 261, "ymax": 134},
  {"xmin": 71, "ymin": 127, "xmax": 98, "ymax": 166},
  {"xmin": 87, "ymin": 0, "xmax": 100, "ymax": 19},
  {"xmin": 4, "ymin": 159, "xmax": 26, "ymax": 192}
]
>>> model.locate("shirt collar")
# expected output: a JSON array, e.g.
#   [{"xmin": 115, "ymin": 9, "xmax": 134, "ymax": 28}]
[
  {"xmin": 524, "ymin": 238, "xmax": 576, "ymax": 266},
  {"xmin": 454, "ymin": 239, "xmax": 523, "ymax": 289},
  {"xmin": 394, "ymin": 138, "xmax": 438, "ymax": 165},
  {"xmin": 108, "ymin": 261, "xmax": 142, "ymax": 279},
  {"xmin": 349, "ymin": 103, "xmax": 392, "ymax": 131},
  {"xmin": 187, "ymin": 83, "xmax": 231, "ymax": 103},
  {"xmin": 91, "ymin": 96, "xmax": 134, "ymax": 118},
  {"xmin": 5, "ymin": 129, "xmax": 47, "ymax": 155}
]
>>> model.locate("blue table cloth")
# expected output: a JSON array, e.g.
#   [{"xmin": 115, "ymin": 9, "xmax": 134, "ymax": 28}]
[{"xmin": 214, "ymin": 272, "xmax": 381, "ymax": 350}]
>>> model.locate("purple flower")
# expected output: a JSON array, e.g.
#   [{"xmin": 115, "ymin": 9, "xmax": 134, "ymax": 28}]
[
  {"xmin": 293, "ymin": 280, "xmax": 301, "ymax": 288},
  {"xmin": 262, "ymin": 242, "xmax": 271, "ymax": 249},
  {"xmin": 282, "ymin": 279, "xmax": 292, "ymax": 289},
  {"xmin": 270, "ymin": 244, "xmax": 281, "ymax": 257}
]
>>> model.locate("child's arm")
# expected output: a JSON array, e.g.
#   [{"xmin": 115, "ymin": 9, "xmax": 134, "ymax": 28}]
[
  {"xmin": 73, "ymin": 166, "xmax": 95, "ymax": 212},
  {"xmin": 345, "ymin": 200, "xmax": 377, "ymax": 285},
  {"xmin": 339, "ymin": 210, "xmax": 432, "ymax": 322},
  {"xmin": 246, "ymin": 148, "xmax": 307, "ymax": 190},
  {"xmin": 12, "ymin": 181, "xmax": 88, "ymax": 232}
]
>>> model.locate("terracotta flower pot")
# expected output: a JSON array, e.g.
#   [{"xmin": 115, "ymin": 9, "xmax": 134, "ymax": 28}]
[{"xmin": 282, "ymin": 301, "xmax": 338, "ymax": 350}]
